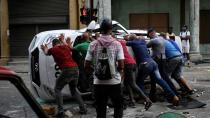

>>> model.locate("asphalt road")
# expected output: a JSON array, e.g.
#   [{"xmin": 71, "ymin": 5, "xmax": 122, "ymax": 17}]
[{"xmin": 1, "ymin": 60, "xmax": 210, "ymax": 118}]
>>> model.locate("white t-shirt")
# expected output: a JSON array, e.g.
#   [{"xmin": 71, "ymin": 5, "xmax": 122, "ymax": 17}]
[
  {"xmin": 85, "ymin": 35, "xmax": 124, "ymax": 85},
  {"xmin": 180, "ymin": 31, "xmax": 190, "ymax": 47},
  {"xmin": 174, "ymin": 36, "xmax": 183, "ymax": 53}
]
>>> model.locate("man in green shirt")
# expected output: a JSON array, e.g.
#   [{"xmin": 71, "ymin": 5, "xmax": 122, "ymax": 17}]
[{"xmin": 73, "ymin": 32, "xmax": 91, "ymax": 92}]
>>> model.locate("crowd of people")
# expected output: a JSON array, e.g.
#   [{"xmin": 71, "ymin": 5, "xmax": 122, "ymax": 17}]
[{"xmin": 41, "ymin": 18, "xmax": 193, "ymax": 118}]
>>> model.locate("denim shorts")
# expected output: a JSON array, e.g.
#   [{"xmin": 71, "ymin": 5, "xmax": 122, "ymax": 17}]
[{"xmin": 166, "ymin": 57, "xmax": 183, "ymax": 79}]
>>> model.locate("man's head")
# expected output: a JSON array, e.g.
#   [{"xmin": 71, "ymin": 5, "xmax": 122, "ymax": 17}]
[
  {"xmin": 82, "ymin": 32, "xmax": 90, "ymax": 41},
  {"xmin": 123, "ymin": 34, "xmax": 129, "ymax": 41},
  {"xmin": 147, "ymin": 28, "xmax": 156, "ymax": 39},
  {"xmin": 95, "ymin": 32, "xmax": 100, "ymax": 39},
  {"xmin": 129, "ymin": 34, "xmax": 137, "ymax": 41},
  {"xmin": 52, "ymin": 38, "xmax": 61, "ymax": 47},
  {"xmin": 160, "ymin": 32, "xmax": 167, "ymax": 39},
  {"xmin": 182, "ymin": 25, "xmax": 188, "ymax": 31},
  {"xmin": 100, "ymin": 18, "xmax": 112, "ymax": 34}
]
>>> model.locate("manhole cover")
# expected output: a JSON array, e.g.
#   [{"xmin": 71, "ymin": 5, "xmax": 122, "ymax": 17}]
[{"xmin": 156, "ymin": 112, "xmax": 186, "ymax": 118}]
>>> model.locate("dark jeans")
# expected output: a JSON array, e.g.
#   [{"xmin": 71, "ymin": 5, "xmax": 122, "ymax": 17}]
[
  {"xmin": 153, "ymin": 58, "xmax": 179, "ymax": 96},
  {"xmin": 54, "ymin": 67, "xmax": 85, "ymax": 112},
  {"xmin": 124, "ymin": 64, "xmax": 147, "ymax": 102},
  {"xmin": 94, "ymin": 84, "xmax": 123, "ymax": 118},
  {"xmin": 78, "ymin": 60, "xmax": 90, "ymax": 92},
  {"xmin": 166, "ymin": 56, "xmax": 188, "ymax": 91},
  {"xmin": 136, "ymin": 60, "xmax": 176, "ymax": 97}
]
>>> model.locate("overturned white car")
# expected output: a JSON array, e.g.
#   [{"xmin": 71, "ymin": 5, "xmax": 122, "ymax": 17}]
[{"xmin": 28, "ymin": 21, "xmax": 139, "ymax": 100}]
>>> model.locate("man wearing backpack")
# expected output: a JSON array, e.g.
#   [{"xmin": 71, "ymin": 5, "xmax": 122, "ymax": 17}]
[{"xmin": 85, "ymin": 18, "xmax": 124, "ymax": 118}]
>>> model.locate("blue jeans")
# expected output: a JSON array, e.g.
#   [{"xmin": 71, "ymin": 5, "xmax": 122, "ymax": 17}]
[
  {"xmin": 136, "ymin": 60, "xmax": 176, "ymax": 97},
  {"xmin": 155, "ymin": 58, "xmax": 179, "ymax": 96}
]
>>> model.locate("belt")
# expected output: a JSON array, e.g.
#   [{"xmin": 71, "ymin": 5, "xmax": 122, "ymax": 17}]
[
  {"xmin": 167, "ymin": 55, "xmax": 182, "ymax": 60},
  {"xmin": 140, "ymin": 62, "xmax": 148, "ymax": 65}
]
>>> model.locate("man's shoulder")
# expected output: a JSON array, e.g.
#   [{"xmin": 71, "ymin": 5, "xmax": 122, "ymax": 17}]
[
  {"xmin": 89, "ymin": 40, "xmax": 98, "ymax": 45},
  {"xmin": 113, "ymin": 40, "xmax": 121, "ymax": 45},
  {"xmin": 75, "ymin": 42, "xmax": 88, "ymax": 47}
]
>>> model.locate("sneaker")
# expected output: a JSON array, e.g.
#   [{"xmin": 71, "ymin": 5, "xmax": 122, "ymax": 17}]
[
  {"xmin": 180, "ymin": 88, "xmax": 195, "ymax": 97},
  {"xmin": 144, "ymin": 101, "xmax": 152, "ymax": 110},
  {"xmin": 52, "ymin": 111, "xmax": 65, "ymax": 118},
  {"xmin": 187, "ymin": 62, "xmax": 190, "ymax": 67}
]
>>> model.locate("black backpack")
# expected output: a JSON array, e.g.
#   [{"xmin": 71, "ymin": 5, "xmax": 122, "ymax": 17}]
[{"xmin": 95, "ymin": 40, "xmax": 114, "ymax": 80}]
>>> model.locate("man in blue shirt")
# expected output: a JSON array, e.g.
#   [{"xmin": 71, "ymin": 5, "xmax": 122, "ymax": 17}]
[
  {"xmin": 126, "ymin": 34, "xmax": 179, "ymax": 106},
  {"xmin": 164, "ymin": 38, "xmax": 193, "ymax": 95},
  {"xmin": 147, "ymin": 29, "xmax": 168, "ymax": 101}
]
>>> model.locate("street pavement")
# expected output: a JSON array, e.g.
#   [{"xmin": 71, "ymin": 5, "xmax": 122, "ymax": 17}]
[{"xmin": 1, "ymin": 58, "xmax": 210, "ymax": 118}]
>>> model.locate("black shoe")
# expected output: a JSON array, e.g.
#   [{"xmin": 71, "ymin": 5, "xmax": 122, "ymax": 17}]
[
  {"xmin": 149, "ymin": 94, "xmax": 157, "ymax": 102},
  {"xmin": 123, "ymin": 103, "xmax": 127, "ymax": 110},
  {"xmin": 144, "ymin": 99, "xmax": 152, "ymax": 110},
  {"xmin": 128, "ymin": 102, "xmax": 136, "ymax": 108},
  {"xmin": 180, "ymin": 89, "xmax": 195, "ymax": 97},
  {"xmin": 79, "ymin": 106, "xmax": 87, "ymax": 114},
  {"xmin": 52, "ymin": 112, "xmax": 65, "ymax": 118}
]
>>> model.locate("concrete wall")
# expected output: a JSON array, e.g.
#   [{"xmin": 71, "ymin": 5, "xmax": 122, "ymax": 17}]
[
  {"xmin": 200, "ymin": 0, "xmax": 210, "ymax": 10},
  {"xmin": 185, "ymin": 0, "xmax": 210, "ymax": 54},
  {"xmin": 185, "ymin": 0, "xmax": 210, "ymax": 28},
  {"xmin": 112, "ymin": 0, "xmax": 181, "ymax": 34},
  {"xmin": 200, "ymin": 0, "xmax": 210, "ymax": 54},
  {"xmin": 200, "ymin": 44, "xmax": 210, "ymax": 54}
]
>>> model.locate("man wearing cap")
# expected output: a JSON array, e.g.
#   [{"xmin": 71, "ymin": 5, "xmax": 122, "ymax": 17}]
[
  {"xmin": 41, "ymin": 34, "xmax": 87, "ymax": 117},
  {"xmin": 85, "ymin": 18, "xmax": 124, "ymax": 118},
  {"xmin": 180, "ymin": 25, "xmax": 191, "ymax": 66}
]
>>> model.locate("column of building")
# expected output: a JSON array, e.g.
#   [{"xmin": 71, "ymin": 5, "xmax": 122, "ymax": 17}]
[
  {"xmin": 98, "ymin": 0, "xmax": 111, "ymax": 22},
  {"xmin": 0, "ymin": 0, "xmax": 10, "ymax": 65},
  {"xmin": 189, "ymin": 0, "xmax": 202, "ymax": 61},
  {"xmin": 69, "ymin": 0, "xmax": 86, "ymax": 29}
]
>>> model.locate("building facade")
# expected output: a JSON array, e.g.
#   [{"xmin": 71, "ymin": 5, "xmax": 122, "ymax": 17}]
[
  {"xmin": 112, "ymin": 0, "xmax": 210, "ymax": 56},
  {"xmin": 0, "ymin": 0, "xmax": 210, "ymax": 64}
]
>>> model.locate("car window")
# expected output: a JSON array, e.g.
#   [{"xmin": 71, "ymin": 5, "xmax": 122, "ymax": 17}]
[
  {"xmin": 0, "ymin": 80, "xmax": 38, "ymax": 118},
  {"xmin": 112, "ymin": 24, "xmax": 128, "ymax": 38},
  {"xmin": 29, "ymin": 36, "xmax": 37, "ymax": 51}
]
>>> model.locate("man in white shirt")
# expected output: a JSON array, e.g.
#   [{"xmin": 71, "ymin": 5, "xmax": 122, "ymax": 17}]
[
  {"xmin": 180, "ymin": 25, "xmax": 191, "ymax": 65},
  {"xmin": 85, "ymin": 18, "xmax": 124, "ymax": 118}
]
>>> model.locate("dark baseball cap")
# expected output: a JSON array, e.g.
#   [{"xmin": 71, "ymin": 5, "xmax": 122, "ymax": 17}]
[
  {"xmin": 52, "ymin": 38, "xmax": 61, "ymax": 46},
  {"xmin": 147, "ymin": 28, "xmax": 156, "ymax": 38}
]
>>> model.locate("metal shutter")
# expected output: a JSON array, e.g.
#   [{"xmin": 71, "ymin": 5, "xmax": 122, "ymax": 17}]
[
  {"xmin": 8, "ymin": 0, "xmax": 69, "ymax": 57},
  {"xmin": 9, "ymin": 0, "xmax": 69, "ymax": 24},
  {"xmin": 200, "ymin": 10, "xmax": 210, "ymax": 44}
]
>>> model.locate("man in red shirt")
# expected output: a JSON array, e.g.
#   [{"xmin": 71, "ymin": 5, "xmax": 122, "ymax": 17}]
[
  {"xmin": 41, "ymin": 35, "xmax": 87, "ymax": 117},
  {"xmin": 119, "ymin": 38, "xmax": 152, "ymax": 110}
]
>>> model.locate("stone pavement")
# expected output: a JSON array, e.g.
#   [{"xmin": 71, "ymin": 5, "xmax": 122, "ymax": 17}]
[{"xmin": 2, "ymin": 58, "xmax": 210, "ymax": 118}]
